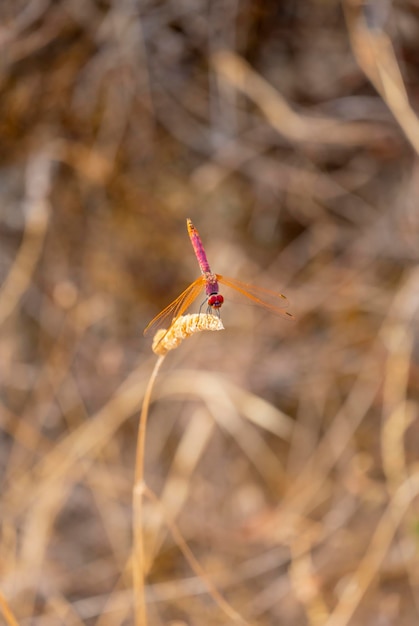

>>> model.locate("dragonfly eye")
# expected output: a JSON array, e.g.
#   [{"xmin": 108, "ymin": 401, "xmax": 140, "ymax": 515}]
[{"xmin": 208, "ymin": 294, "xmax": 224, "ymax": 308}]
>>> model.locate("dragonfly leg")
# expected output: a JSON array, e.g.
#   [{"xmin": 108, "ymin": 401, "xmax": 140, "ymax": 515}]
[
  {"xmin": 205, "ymin": 304, "xmax": 221, "ymax": 318},
  {"xmin": 199, "ymin": 296, "xmax": 208, "ymax": 315}
]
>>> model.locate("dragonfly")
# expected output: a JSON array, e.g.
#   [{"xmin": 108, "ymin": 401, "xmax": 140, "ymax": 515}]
[{"xmin": 144, "ymin": 218, "xmax": 293, "ymax": 336}]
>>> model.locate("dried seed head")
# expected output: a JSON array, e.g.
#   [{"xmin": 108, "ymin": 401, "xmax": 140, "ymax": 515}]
[{"xmin": 152, "ymin": 314, "xmax": 224, "ymax": 355}]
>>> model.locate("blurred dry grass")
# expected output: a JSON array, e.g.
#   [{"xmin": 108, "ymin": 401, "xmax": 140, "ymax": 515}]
[{"xmin": 2, "ymin": 1, "xmax": 419, "ymax": 625}]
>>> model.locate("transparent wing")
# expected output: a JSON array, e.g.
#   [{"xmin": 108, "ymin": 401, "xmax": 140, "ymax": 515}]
[
  {"xmin": 144, "ymin": 277, "xmax": 206, "ymax": 336},
  {"xmin": 216, "ymin": 274, "xmax": 294, "ymax": 320}
]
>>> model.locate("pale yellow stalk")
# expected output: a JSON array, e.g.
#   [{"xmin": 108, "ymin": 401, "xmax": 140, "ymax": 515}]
[
  {"xmin": 133, "ymin": 314, "xmax": 224, "ymax": 626},
  {"xmin": 152, "ymin": 313, "xmax": 224, "ymax": 355}
]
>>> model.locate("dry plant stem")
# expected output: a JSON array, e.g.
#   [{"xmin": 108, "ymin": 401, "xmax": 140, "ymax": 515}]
[
  {"xmin": 0, "ymin": 591, "xmax": 19, "ymax": 626},
  {"xmin": 0, "ymin": 152, "xmax": 50, "ymax": 326},
  {"xmin": 133, "ymin": 316, "xmax": 225, "ymax": 624},
  {"xmin": 212, "ymin": 50, "xmax": 385, "ymax": 146},
  {"xmin": 343, "ymin": 0, "xmax": 419, "ymax": 157},
  {"xmin": 133, "ymin": 354, "xmax": 166, "ymax": 626},
  {"xmin": 324, "ymin": 469, "xmax": 419, "ymax": 626},
  {"xmin": 144, "ymin": 486, "xmax": 249, "ymax": 626}
]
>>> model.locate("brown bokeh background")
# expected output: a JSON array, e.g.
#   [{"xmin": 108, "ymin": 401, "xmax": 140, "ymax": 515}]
[{"xmin": 2, "ymin": 1, "xmax": 419, "ymax": 625}]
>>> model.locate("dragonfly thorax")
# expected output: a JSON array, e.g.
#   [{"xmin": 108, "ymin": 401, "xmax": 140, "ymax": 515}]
[{"xmin": 208, "ymin": 293, "xmax": 224, "ymax": 308}]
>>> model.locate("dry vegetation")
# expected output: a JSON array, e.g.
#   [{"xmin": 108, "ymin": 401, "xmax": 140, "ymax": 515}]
[{"xmin": 2, "ymin": 1, "xmax": 419, "ymax": 625}]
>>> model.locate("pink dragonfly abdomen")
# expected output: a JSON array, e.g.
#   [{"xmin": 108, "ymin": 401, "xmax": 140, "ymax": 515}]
[
  {"xmin": 187, "ymin": 219, "xmax": 220, "ymax": 297},
  {"xmin": 187, "ymin": 219, "xmax": 211, "ymax": 274}
]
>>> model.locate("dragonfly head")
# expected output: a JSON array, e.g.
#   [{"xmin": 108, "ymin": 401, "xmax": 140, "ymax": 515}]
[{"xmin": 208, "ymin": 293, "xmax": 224, "ymax": 309}]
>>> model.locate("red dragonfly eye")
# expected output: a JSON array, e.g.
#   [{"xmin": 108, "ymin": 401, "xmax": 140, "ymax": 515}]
[{"xmin": 208, "ymin": 294, "xmax": 224, "ymax": 308}]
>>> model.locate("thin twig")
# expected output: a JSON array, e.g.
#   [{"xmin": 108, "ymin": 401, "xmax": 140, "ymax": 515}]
[
  {"xmin": 144, "ymin": 485, "xmax": 250, "ymax": 625},
  {"xmin": 0, "ymin": 591, "xmax": 20, "ymax": 626},
  {"xmin": 133, "ymin": 354, "xmax": 165, "ymax": 626},
  {"xmin": 0, "ymin": 151, "xmax": 50, "ymax": 326}
]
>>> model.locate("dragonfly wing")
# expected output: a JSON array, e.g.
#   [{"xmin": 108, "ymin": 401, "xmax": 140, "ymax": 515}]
[
  {"xmin": 216, "ymin": 274, "xmax": 294, "ymax": 319},
  {"xmin": 144, "ymin": 277, "xmax": 206, "ymax": 336}
]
